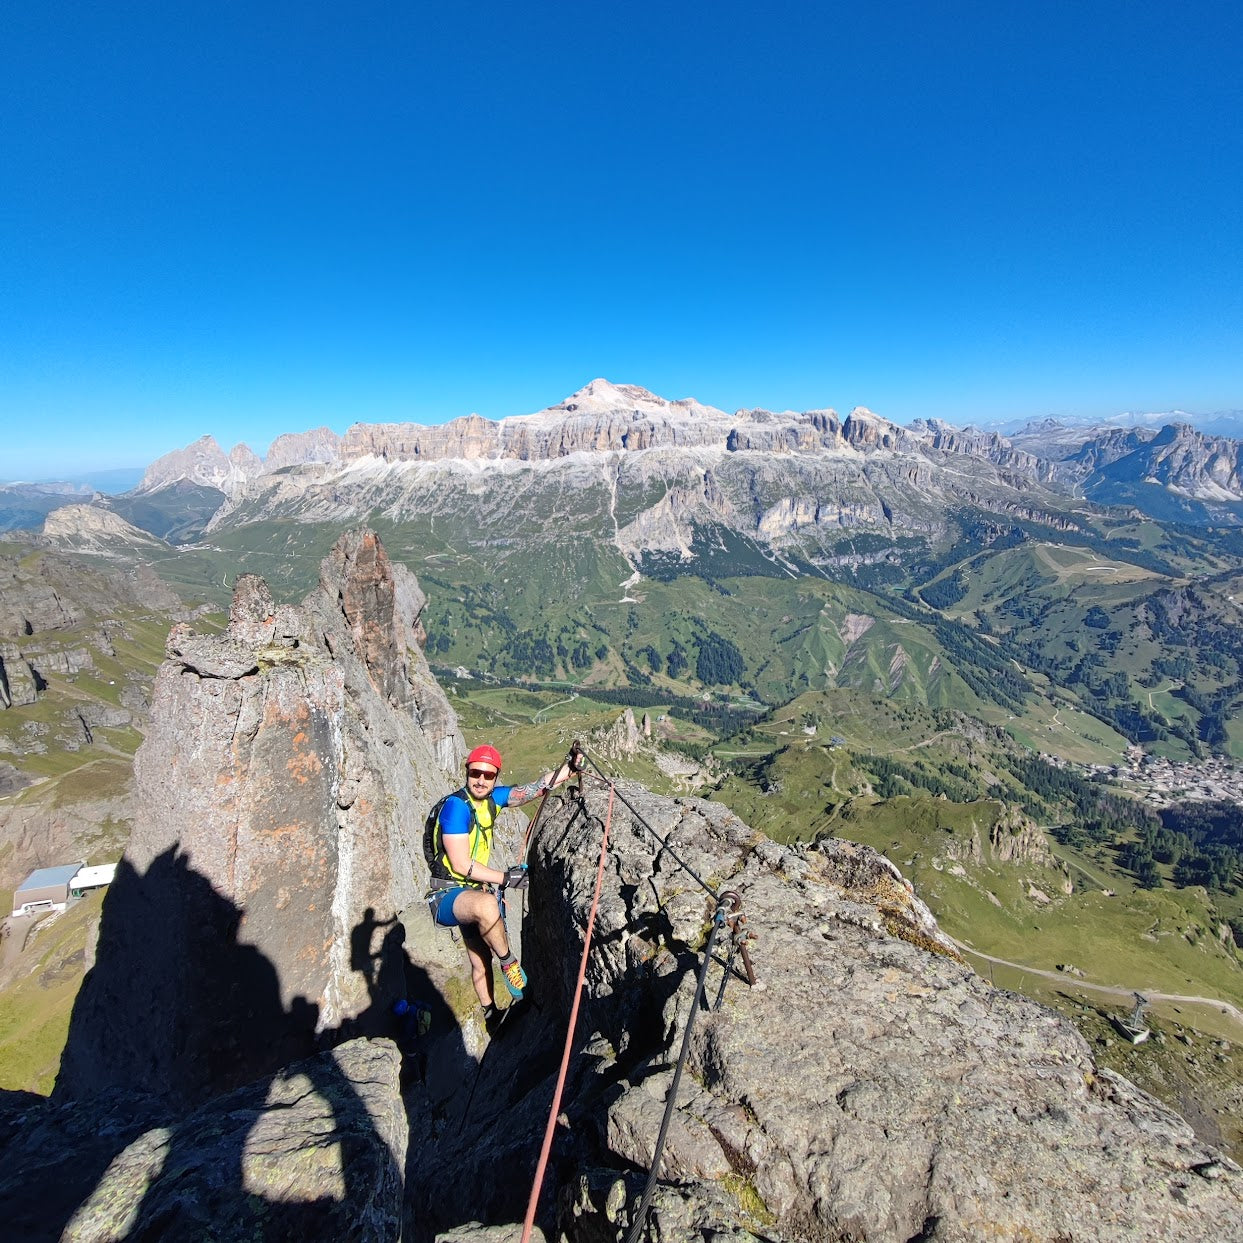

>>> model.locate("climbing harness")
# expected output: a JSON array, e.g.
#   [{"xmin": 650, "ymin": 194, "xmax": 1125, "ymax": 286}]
[{"xmin": 518, "ymin": 743, "xmax": 759, "ymax": 1243}]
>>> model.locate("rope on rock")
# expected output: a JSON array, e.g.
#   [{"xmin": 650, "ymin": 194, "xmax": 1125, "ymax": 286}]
[
  {"xmin": 517, "ymin": 741, "xmax": 757, "ymax": 1241},
  {"xmin": 519, "ymin": 785, "xmax": 614, "ymax": 1243},
  {"xmin": 580, "ymin": 749, "xmax": 721, "ymax": 903},
  {"xmin": 623, "ymin": 900, "xmax": 729, "ymax": 1243}
]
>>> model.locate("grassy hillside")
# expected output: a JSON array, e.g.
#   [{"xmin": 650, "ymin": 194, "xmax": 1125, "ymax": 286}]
[
  {"xmin": 139, "ymin": 494, "xmax": 1243, "ymax": 763},
  {"xmin": 0, "ymin": 892, "xmax": 104, "ymax": 1094},
  {"xmin": 919, "ymin": 536, "xmax": 1243, "ymax": 760}
]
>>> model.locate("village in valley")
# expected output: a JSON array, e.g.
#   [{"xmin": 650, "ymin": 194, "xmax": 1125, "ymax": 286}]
[{"xmin": 1088, "ymin": 748, "xmax": 1243, "ymax": 808}]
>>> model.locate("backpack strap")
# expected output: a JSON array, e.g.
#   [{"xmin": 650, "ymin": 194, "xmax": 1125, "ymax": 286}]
[{"xmin": 425, "ymin": 786, "xmax": 498, "ymax": 885}]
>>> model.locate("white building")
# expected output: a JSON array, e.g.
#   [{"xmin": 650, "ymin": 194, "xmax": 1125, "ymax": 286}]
[{"xmin": 11, "ymin": 861, "xmax": 116, "ymax": 917}]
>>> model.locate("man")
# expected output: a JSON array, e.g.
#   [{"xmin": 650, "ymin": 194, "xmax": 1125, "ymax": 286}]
[{"xmin": 425, "ymin": 744, "xmax": 571, "ymax": 1029}]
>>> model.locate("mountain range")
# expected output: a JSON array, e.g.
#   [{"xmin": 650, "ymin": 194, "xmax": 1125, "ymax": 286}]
[
  {"xmin": 124, "ymin": 379, "xmax": 1243, "ymax": 515},
  {"xmin": 6, "ymin": 378, "xmax": 1243, "ymax": 771},
  {"xmin": 5, "ymin": 382, "xmax": 1242, "ymax": 552}
]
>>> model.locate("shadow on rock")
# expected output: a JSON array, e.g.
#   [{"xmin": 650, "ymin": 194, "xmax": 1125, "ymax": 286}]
[{"xmin": 0, "ymin": 847, "xmax": 407, "ymax": 1242}]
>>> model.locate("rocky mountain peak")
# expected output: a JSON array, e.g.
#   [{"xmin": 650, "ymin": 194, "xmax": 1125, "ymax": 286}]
[
  {"xmin": 134, "ymin": 433, "xmax": 277, "ymax": 495},
  {"xmin": 550, "ymin": 378, "xmax": 729, "ymax": 423},
  {"xmin": 1070, "ymin": 422, "xmax": 1243, "ymax": 502},
  {"xmin": 53, "ymin": 528, "xmax": 463, "ymax": 1108},
  {"xmin": 38, "ymin": 503, "xmax": 164, "ymax": 552}
]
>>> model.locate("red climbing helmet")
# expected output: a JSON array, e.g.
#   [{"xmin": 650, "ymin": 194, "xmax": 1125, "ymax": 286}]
[{"xmin": 466, "ymin": 744, "xmax": 503, "ymax": 774}]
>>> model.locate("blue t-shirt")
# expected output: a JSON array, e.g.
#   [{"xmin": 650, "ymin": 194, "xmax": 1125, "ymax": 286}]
[{"xmin": 438, "ymin": 787, "xmax": 514, "ymax": 837}]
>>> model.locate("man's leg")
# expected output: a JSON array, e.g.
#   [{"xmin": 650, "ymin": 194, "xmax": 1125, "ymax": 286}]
[
  {"xmin": 451, "ymin": 888, "xmax": 525, "ymax": 1001},
  {"xmin": 451, "ymin": 888, "xmax": 512, "ymax": 957},
  {"xmin": 460, "ymin": 926, "xmax": 495, "ymax": 1008},
  {"xmin": 451, "ymin": 889, "xmax": 511, "ymax": 1007}
]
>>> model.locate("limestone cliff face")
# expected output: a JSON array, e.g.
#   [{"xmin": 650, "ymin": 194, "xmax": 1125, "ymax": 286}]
[
  {"xmin": 263, "ymin": 427, "xmax": 343, "ymax": 472},
  {"xmin": 0, "ymin": 553, "xmax": 84, "ymax": 635},
  {"xmin": 0, "ymin": 548, "xmax": 177, "ymax": 722},
  {"xmin": 54, "ymin": 529, "xmax": 464, "ymax": 1106}
]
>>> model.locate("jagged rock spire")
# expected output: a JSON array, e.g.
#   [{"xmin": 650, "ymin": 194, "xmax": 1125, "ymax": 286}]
[{"xmin": 54, "ymin": 528, "xmax": 463, "ymax": 1106}]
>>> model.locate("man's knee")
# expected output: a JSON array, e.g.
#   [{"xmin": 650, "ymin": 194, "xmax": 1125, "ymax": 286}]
[{"xmin": 455, "ymin": 890, "xmax": 501, "ymax": 929}]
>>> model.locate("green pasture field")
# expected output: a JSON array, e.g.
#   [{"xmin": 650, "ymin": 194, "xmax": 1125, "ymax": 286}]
[
  {"xmin": 803, "ymin": 794, "xmax": 1243, "ymax": 1007},
  {"xmin": 443, "ymin": 682, "xmax": 712, "ymax": 799},
  {"xmin": 0, "ymin": 892, "xmax": 104, "ymax": 1094}
]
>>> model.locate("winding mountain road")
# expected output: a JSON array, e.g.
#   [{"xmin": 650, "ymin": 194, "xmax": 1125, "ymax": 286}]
[{"xmin": 951, "ymin": 938, "xmax": 1243, "ymax": 1032}]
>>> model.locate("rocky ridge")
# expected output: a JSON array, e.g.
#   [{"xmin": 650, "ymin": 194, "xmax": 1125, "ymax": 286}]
[
  {"xmin": 506, "ymin": 785, "xmax": 1243, "ymax": 1239},
  {"xmin": 10, "ymin": 530, "xmax": 1240, "ymax": 1241},
  {"xmin": 117, "ymin": 383, "xmax": 1240, "ymax": 597},
  {"xmin": 199, "ymin": 426, "xmax": 1075, "ymax": 572},
  {"xmin": 139, "ymin": 380, "xmax": 1050, "ymax": 488},
  {"xmin": 1080, "ymin": 423, "xmax": 1243, "ymax": 502}
]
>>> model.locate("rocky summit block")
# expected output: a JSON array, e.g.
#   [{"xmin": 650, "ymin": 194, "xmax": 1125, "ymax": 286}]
[
  {"xmin": 57, "ymin": 1038, "xmax": 407, "ymax": 1243},
  {"xmin": 503, "ymin": 779, "xmax": 1243, "ymax": 1242}
]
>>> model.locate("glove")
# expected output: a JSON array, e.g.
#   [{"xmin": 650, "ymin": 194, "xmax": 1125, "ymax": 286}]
[{"xmin": 501, "ymin": 864, "xmax": 529, "ymax": 890}]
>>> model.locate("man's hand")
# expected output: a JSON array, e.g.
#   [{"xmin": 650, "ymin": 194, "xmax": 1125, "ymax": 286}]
[{"xmin": 501, "ymin": 864, "xmax": 529, "ymax": 890}]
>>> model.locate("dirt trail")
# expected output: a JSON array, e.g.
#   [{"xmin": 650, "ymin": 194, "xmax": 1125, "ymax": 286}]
[{"xmin": 952, "ymin": 938, "xmax": 1243, "ymax": 1032}]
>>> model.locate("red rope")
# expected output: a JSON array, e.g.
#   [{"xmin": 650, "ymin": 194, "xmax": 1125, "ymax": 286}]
[{"xmin": 520, "ymin": 786, "xmax": 615, "ymax": 1242}]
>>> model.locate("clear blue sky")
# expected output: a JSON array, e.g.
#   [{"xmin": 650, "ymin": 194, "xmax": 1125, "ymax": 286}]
[{"xmin": 3, "ymin": 1, "xmax": 1241, "ymax": 479}]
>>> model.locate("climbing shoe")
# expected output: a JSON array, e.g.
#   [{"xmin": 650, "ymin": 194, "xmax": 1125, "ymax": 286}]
[
  {"xmin": 483, "ymin": 1003, "xmax": 503, "ymax": 1035},
  {"xmin": 500, "ymin": 957, "xmax": 527, "ymax": 998}
]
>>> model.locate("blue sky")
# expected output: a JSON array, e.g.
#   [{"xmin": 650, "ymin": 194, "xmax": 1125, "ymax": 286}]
[{"xmin": 3, "ymin": 1, "xmax": 1241, "ymax": 479}]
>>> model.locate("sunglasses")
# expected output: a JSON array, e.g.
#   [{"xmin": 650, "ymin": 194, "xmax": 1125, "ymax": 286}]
[{"xmin": 467, "ymin": 768, "xmax": 498, "ymax": 781}]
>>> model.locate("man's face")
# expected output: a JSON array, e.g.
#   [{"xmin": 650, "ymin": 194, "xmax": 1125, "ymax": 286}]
[{"xmin": 466, "ymin": 764, "xmax": 498, "ymax": 797}]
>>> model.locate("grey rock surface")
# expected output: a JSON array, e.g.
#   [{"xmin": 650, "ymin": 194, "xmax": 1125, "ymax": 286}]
[
  {"xmin": 59, "ymin": 1038, "xmax": 406, "ymax": 1243},
  {"xmin": 134, "ymin": 433, "xmax": 240, "ymax": 494},
  {"xmin": 505, "ymin": 779, "xmax": 1243, "ymax": 1242},
  {"xmin": 0, "ymin": 642, "xmax": 40, "ymax": 707},
  {"xmin": 54, "ymin": 528, "xmax": 464, "ymax": 1107},
  {"xmin": 264, "ymin": 426, "xmax": 343, "ymax": 472}
]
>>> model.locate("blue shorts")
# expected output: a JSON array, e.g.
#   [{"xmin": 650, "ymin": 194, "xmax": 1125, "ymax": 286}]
[{"xmin": 428, "ymin": 886, "xmax": 467, "ymax": 927}]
